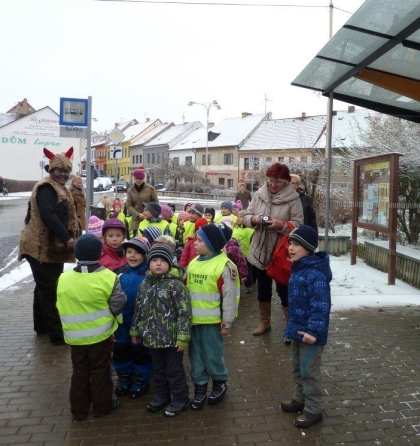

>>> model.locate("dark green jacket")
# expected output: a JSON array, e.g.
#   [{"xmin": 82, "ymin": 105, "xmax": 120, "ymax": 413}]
[{"xmin": 130, "ymin": 269, "xmax": 191, "ymax": 348}]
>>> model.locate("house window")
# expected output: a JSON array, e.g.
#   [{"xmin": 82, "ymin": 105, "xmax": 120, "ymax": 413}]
[
  {"xmin": 253, "ymin": 158, "xmax": 259, "ymax": 170},
  {"xmin": 278, "ymin": 156, "xmax": 284, "ymax": 163},
  {"xmin": 173, "ymin": 157, "xmax": 179, "ymax": 166},
  {"xmin": 147, "ymin": 154, "xmax": 150, "ymax": 164},
  {"xmin": 132, "ymin": 155, "xmax": 135, "ymax": 164},
  {"xmin": 244, "ymin": 158, "xmax": 250, "ymax": 170},
  {"xmin": 219, "ymin": 177, "xmax": 225, "ymax": 186},
  {"xmin": 186, "ymin": 156, "xmax": 192, "ymax": 165},
  {"xmin": 301, "ymin": 156, "xmax": 308, "ymax": 164},
  {"xmin": 157, "ymin": 154, "xmax": 160, "ymax": 164},
  {"xmin": 224, "ymin": 153, "xmax": 233, "ymax": 165},
  {"xmin": 289, "ymin": 157, "xmax": 295, "ymax": 164},
  {"xmin": 227, "ymin": 179, "xmax": 233, "ymax": 189},
  {"xmin": 152, "ymin": 153, "xmax": 155, "ymax": 164},
  {"xmin": 202, "ymin": 154, "xmax": 211, "ymax": 166}
]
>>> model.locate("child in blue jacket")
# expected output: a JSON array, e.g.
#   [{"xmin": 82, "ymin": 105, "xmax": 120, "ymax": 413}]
[
  {"xmin": 113, "ymin": 236, "xmax": 152, "ymax": 398},
  {"xmin": 280, "ymin": 225, "xmax": 332, "ymax": 429}
]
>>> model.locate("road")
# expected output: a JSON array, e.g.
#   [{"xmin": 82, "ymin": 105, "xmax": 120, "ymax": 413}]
[{"xmin": 0, "ymin": 191, "xmax": 222, "ymax": 278}]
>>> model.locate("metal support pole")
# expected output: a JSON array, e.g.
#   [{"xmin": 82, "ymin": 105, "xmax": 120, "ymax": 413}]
[
  {"xmin": 115, "ymin": 159, "xmax": 118, "ymax": 199},
  {"xmin": 324, "ymin": 90, "xmax": 334, "ymax": 251},
  {"xmin": 85, "ymin": 96, "xmax": 92, "ymax": 229}
]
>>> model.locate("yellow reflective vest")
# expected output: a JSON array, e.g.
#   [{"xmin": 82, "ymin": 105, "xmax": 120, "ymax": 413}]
[
  {"xmin": 57, "ymin": 269, "xmax": 121, "ymax": 345},
  {"xmin": 139, "ymin": 219, "xmax": 169, "ymax": 235},
  {"xmin": 187, "ymin": 254, "xmax": 240, "ymax": 325}
]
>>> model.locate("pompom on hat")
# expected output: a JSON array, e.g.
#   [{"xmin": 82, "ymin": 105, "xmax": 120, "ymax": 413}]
[
  {"xmin": 133, "ymin": 169, "xmax": 145, "ymax": 179},
  {"xmin": 144, "ymin": 202, "xmax": 161, "ymax": 218},
  {"xmin": 289, "ymin": 225, "xmax": 318, "ymax": 254},
  {"xmin": 102, "ymin": 218, "xmax": 126, "ymax": 236},
  {"xmin": 147, "ymin": 244, "xmax": 173, "ymax": 268},
  {"xmin": 44, "ymin": 147, "xmax": 73, "ymax": 173},
  {"xmin": 88, "ymin": 215, "xmax": 104, "ymax": 238},
  {"xmin": 197, "ymin": 223, "xmax": 233, "ymax": 253},
  {"xmin": 141, "ymin": 226, "xmax": 162, "ymax": 244},
  {"xmin": 122, "ymin": 236, "xmax": 150, "ymax": 255},
  {"xmin": 75, "ymin": 233, "xmax": 103, "ymax": 261}
]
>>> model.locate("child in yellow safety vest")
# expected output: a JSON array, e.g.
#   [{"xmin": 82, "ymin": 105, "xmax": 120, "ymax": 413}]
[{"xmin": 186, "ymin": 223, "xmax": 240, "ymax": 411}]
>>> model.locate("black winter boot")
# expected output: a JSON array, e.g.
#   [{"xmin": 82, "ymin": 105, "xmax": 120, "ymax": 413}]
[
  {"xmin": 115, "ymin": 371, "xmax": 132, "ymax": 396},
  {"xmin": 128, "ymin": 373, "xmax": 149, "ymax": 398},
  {"xmin": 208, "ymin": 381, "xmax": 227, "ymax": 405},
  {"xmin": 190, "ymin": 384, "xmax": 208, "ymax": 410}
]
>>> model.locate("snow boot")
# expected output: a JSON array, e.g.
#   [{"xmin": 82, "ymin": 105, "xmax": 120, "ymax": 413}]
[
  {"xmin": 208, "ymin": 381, "xmax": 227, "ymax": 405},
  {"xmin": 164, "ymin": 398, "xmax": 190, "ymax": 417},
  {"xmin": 190, "ymin": 383, "xmax": 208, "ymax": 410},
  {"xmin": 252, "ymin": 301, "xmax": 271, "ymax": 335},
  {"xmin": 128, "ymin": 373, "xmax": 149, "ymax": 398},
  {"xmin": 115, "ymin": 371, "xmax": 132, "ymax": 396}
]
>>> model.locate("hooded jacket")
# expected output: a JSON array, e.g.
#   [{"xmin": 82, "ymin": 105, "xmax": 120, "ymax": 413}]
[
  {"xmin": 284, "ymin": 251, "xmax": 332, "ymax": 346},
  {"xmin": 130, "ymin": 270, "xmax": 191, "ymax": 348},
  {"xmin": 243, "ymin": 182, "xmax": 303, "ymax": 270}
]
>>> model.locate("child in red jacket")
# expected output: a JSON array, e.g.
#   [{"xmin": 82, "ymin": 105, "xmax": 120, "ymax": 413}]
[
  {"xmin": 99, "ymin": 218, "xmax": 127, "ymax": 273},
  {"xmin": 179, "ymin": 218, "xmax": 208, "ymax": 268}
]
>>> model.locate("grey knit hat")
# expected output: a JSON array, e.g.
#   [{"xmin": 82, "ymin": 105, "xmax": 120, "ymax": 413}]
[
  {"xmin": 189, "ymin": 203, "xmax": 204, "ymax": 217},
  {"xmin": 147, "ymin": 244, "xmax": 173, "ymax": 268},
  {"xmin": 144, "ymin": 202, "xmax": 161, "ymax": 218}
]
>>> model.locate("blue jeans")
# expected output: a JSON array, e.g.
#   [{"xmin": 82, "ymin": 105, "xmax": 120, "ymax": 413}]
[{"xmin": 291, "ymin": 340, "xmax": 324, "ymax": 414}]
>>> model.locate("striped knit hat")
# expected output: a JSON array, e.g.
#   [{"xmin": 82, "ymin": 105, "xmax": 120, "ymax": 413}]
[
  {"xmin": 288, "ymin": 225, "xmax": 318, "ymax": 254},
  {"xmin": 141, "ymin": 226, "xmax": 162, "ymax": 244},
  {"xmin": 147, "ymin": 243, "xmax": 173, "ymax": 267}
]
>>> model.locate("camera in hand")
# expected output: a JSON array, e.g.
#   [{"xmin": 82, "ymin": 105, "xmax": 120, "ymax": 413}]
[{"xmin": 259, "ymin": 215, "xmax": 271, "ymax": 224}]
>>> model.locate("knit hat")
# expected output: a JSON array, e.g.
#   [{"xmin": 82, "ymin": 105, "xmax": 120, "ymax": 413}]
[
  {"xmin": 122, "ymin": 236, "xmax": 150, "ymax": 255},
  {"xmin": 144, "ymin": 202, "xmax": 161, "ymax": 218},
  {"xmin": 189, "ymin": 203, "xmax": 204, "ymax": 217},
  {"xmin": 75, "ymin": 233, "xmax": 103, "ymax": 261},
  {"xmin": 289, "ymin": 225, "xmax": 318, "ymax": 254},
  {"xmin": 141, "ymin": 226, "xmax": 162, "ymax": 244},
  {"xmin": 160, "ymin": 204, "xmax": 174, "ymax": 220},
  {"xmin": 178, "ymin": 211, "xmax": 190, "ymax": 222},
  {"xmin": 147, "ymin": 244, "xmax": 173, "ymax": 268},
  {"xmin": 204, "ymin": 207, "xmax": 215, "ymax": 220},
  {"xmin": 221, "ymin": 200, "xmax": 233, "ymax": 212},
  {"xmin": 154, "ymin": 235, "xmax": 176, "ymax": 249},
  {"xmin": 44, "ymin": 147, "xmax": 73, "ymax": 173},
  {"xmin": 220, "ymin": 216, "xmax": 233, "ymax": 228},
  {"xmin": 88, "ymin": 215, "xmax": 105, "ymax": 238},
  {"xmin": 233, "ymin": 200, "xmax": 243, "ymax": 211},
  {"xmin": 133, "ymin": 169, "xmax": 145, "ymax": 179},
  {"xmin": 194, "ymin": 217, "xmax": 208, "ymax": 232},
  {"xmin": 112, "ymin": 200, "xmax": 122, "ymax": 210},
  {"xmin": 102, "ymin": 218, "xmax": 126, "ymax": 236},
  {"xmin": 183, "ymin": 202, "xmax": 193, "ymax": 211},
  {"xmin": 197, "ymin": 223, "xmax": 233, "ymax": 253},
  {"xmin": 237, "ymin": 210, "xmax": 246, "ymax": 218}
]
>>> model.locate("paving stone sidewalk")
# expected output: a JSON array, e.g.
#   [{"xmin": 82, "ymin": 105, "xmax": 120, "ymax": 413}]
[{"xmin": 0, "ymin": 277, "xmax": 419, "ymax": 446}]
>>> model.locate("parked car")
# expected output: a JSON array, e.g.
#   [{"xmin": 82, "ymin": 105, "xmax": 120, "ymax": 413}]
[{"xmin": 116, "ymin": 180, "xmax": 130, "ymax": 192}]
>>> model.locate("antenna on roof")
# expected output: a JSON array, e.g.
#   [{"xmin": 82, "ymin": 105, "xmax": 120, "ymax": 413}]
[{"xmin": 263, "ymin": 93, "xmax": 273, "ymax": 114}]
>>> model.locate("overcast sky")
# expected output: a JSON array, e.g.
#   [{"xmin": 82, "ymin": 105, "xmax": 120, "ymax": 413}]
[{"xmin": 1, "ymin": 0, "xmax": 366, "ymax": 132}]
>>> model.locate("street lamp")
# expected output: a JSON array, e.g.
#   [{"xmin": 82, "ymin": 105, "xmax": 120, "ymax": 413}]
[{"xmin": 188, "ymin": 100, "xmax": 221, "ymax": 178}]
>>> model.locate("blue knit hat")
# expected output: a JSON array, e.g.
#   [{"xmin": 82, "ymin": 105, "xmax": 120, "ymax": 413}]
[
  {"xmin": 221, "ymin": 200, "xmax": 233, "ymax": 212},
  {"xmin": 75, "ymin": 233, "xmax": 103, "ymax": 261},
  {"xmin": 289, "ymin": 225, "xmax": 318, "ymax": 253},
  {"xmin": 197, "ymin": 223, "xmax": 232, "ymax": 253},
  {"xmin": 141, "ymin": 226, "xmax": 162, "ymax": 244}
]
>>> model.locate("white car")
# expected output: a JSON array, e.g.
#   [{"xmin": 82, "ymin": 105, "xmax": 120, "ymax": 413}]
[{"xmin": 93, "ymin": 176, "xmax": 112, "ymax": 192}]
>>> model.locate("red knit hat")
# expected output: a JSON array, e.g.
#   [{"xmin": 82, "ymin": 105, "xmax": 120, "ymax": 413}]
[
  {"xmin": 112, "ymin": 200, "xmax": 122, "ymax": 210},
  {"xmin": 195, "ymin": 217, "xmax": 208, "ymax": 231}
]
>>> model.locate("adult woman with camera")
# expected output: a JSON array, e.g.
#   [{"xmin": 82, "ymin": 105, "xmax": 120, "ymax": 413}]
[{"xmin": 243, "ymin": 163, "xmax": 303, "ymax": 337}]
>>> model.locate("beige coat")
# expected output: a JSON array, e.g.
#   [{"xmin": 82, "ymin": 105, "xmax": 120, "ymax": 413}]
[
  {"xmin": 243, "ymin": 182, "xmax": 303, "ymax": 270},
  {"xmin": 126, "ymin": 183, "xmax": 159, "ymax": 230},
  {"xmin": 70, "ymin": 187, "xmax": 86, "ymax": 230}
]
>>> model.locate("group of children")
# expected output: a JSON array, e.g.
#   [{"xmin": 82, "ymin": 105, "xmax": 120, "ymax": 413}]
[{"xmin": 56, "ymin": 196, "xmax": 332, "ymax": 429}]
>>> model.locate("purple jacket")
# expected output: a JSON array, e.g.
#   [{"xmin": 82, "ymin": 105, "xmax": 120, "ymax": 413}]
[{"xmin": 225, "ymin": 239, "xmax": 248, "ymax": 279}]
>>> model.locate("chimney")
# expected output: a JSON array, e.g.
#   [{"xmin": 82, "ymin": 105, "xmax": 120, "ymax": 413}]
[
  {"xmin": 241, "ymin": 112, "xmax": 252, "ymax": 118},
  {"xmin": 115, "ymin": 123, "xmax": 119, "ymax": 128},
  {"xmin": 348, "ymin": 106, "xmax": 355, "ymax": 113},
  {"xmin": 301, "ymin": 112, "xmax": 307, "ymax": 119},
  {"xmin": 146, "ymin": 117, "xmax": 150, "ymax": 122},
  {"xmin": 208, "ymin": 122, "xmax": 215, "ymax": 129}
]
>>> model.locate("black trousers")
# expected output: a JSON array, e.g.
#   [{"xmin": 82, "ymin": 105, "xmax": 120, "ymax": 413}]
[
  {"xmin": 26, "ymin": 255, "xmax": 64, "ymax": 344},
  {"xmin": 150, "ymin": 347, "xmax": 189, "ymax": 401},
  {"xmin": 255, "ymin": 267, "xmax": 288, "ymax": 307},
  {"xmin": 70, "ymin": 337, "xmax": 114, "ymax": 418}
]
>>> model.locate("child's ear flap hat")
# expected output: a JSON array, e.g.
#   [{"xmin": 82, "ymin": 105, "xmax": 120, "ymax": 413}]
[{"xmin": 289, "ymin": 225, "xmax": 318, "ymax": 253}]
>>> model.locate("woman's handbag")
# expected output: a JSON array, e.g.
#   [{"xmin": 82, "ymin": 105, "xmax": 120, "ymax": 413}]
[{"xmin": 266, "ymin": 221, "xmax": 295, "ymax": 285}]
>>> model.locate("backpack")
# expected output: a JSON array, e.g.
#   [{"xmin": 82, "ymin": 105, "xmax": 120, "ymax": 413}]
[{"xmin": 266, "ymin": 221, "xmax": 295, "ymax": 286}]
